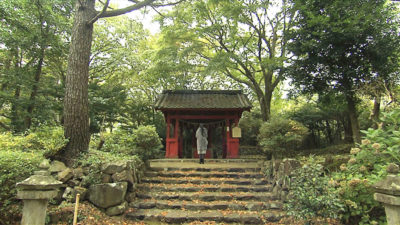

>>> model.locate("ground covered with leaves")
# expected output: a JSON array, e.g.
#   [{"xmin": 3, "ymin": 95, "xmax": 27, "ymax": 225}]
[{"xmin": 46, "ymin": 202, "xmax": 341, "ymax": 225}]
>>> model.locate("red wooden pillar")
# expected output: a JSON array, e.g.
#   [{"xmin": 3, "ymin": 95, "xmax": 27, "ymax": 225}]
[
  {"xmin": 165, "ymin": 116, "xmax": 171, "ymax": 157},
  {"xmin": 166, "ymin": 118, "xmax": 179, "ymax": 158}
]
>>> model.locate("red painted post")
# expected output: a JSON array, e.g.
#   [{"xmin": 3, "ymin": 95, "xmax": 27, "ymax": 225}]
[{"xmin": 165, "ymin": 116, "xmax": 170, "ymax": 158}]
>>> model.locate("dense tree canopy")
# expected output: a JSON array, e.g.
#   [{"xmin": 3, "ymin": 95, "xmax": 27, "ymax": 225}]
[
  {"xmin": 286, "ymin": 0, "xmax": 400, "ymax": 143},
  {"xmin": 0, "ymin": 0, "xmax": 399, "ymax": 164},
  {"xmin": 157, "ymin": 0, "xmax": 295, "ymax": 121}
]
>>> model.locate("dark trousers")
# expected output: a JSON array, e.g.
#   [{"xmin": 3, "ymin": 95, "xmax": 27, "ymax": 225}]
[{"xmin": 199, "ymin": 154, "xmax": 205, "ymax": 164}]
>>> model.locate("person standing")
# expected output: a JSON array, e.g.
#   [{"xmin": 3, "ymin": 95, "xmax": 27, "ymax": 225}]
[{"xmin": 196, "ymin": 124, "xmax": 208, "ymax": 164}]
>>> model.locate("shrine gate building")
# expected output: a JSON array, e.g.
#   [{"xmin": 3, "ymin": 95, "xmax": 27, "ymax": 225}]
[{"xmin": 155, "ymin": 90, "xmax": 252, "ymax": 158}]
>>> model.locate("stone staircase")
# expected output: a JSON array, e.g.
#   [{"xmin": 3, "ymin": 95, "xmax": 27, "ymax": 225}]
[{"xmin": 125, "ymin": 159, "xmax": 285, "ymax": 224}]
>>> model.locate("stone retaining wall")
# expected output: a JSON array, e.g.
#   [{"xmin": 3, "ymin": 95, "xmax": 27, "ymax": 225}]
[
  {"xmin": 47, "ymin": 158, "xmax": 145, "ymax": 223},
  {"xmin": 263, "ymin": 159, "xmax": 301, "ymax": 201}
]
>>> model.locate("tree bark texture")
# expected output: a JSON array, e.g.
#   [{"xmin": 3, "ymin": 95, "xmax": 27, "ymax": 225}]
[
  {"xmin": 371, "ymin": 96, "xmax": 381, "ymax": 129},
  {"xmin": 61, "ymin": 0, "xmax": 96, "ymax": 165},
  {"xmin": 346, "ymin": 94, "xmax": 361, "ymax": 144}
]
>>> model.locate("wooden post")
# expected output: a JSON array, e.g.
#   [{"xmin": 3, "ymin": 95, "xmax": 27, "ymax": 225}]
[
  {"xmin": 165, "ymin": 116, "xmax": 171, "ymax": 158},
  {"xmin": 73, "ymin": 194, "xmax": 80, "ymax": 225}
]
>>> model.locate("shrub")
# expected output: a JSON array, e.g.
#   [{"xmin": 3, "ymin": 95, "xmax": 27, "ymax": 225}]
[
  {"xmin": 333, "ymin": 109, "xmax": 400, "ymax": 224},
  {"xmin": 98, "ymin": 125, "xmax": 162, "ymax": 161},
  {"xmin": 132, "ymin": 125, "xmax": 163, "ymax": 161},
  {"xmin": 29, "ymin": 126, "xmax": 69, "ymax": 158},
  {"xmin": 285, "ymin": 156, "xmax": 344, "ymax": 223},
  {"xmin": 0, "ymin": 125, "xmax": 68, "ymax": 158},
  {"xmin": 0, "ymin": 150, "xmax": 43, "ymax": 223},
  {"xmin": 258, "ymin": 117, "xmax": 309, "ymax": 155}
]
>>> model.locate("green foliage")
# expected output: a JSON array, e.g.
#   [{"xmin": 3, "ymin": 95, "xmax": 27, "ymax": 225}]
[
  {"xmin": 238, "ymin": 111, "xmax": 263, "ymax": 146},
  {"xmin": 0, "ymin": 126, "xmax": 67, "ymax": 157},
  {"xmin": 285, "ymin": 156, "xmax": 344, "ymax": 223},
  {"xmin": 76, "ymin": 149, "xmax": 143, "ymax": 187},
  {"xmin": 133, "ymin": 125, "xmax": 163, "ymax": 161},
  {"xmin": 258, "ymin": 117, "xmax": 309, "ymax": 154},
  {"xmin": 0, "ymin": 150, "xmax": 43, "ymax": 222},
  {"xmin": 29, "ymin": 126, "xmax": 69, "ymax": 158},
  {"xmin": 333, "ymin": 109, "xmax": 400, "ymax": 224},
  {"xmin": 99, "ymin": 125, "xmax": 162, "ymax": 161}
]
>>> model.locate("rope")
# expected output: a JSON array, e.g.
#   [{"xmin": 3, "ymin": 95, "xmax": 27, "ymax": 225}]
[{"xmin": 179, "ymin": 119, "xmax": 226, "ymax": 127}]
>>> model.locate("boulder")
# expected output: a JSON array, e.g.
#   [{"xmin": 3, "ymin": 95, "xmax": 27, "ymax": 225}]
[
  {"xmin": 112, "ymin": 170, "xmax": 134, "ymax": 185},
  {"xmin": 74, "ymin": 186, "xmax": 88, "ymax": 201},
  {"xmin": 73, "ymin": 167, "xmax": 84, "ymax": 179},
  {"xmin": 62, "ymin": 187, "xmax": 74, "ymax": 201},
  {"xmin": 49, "ymin": 161, "xmax": 67, "ymax": 173},
  {"xmin": 101, "ymin": 161, "xmax": 127, "ymax": 175},
  {"xmin": 58, "ymin": 168, "xmax": 73, "ymax": 183},
  {"xmin": 106, "ymin": 201, "xmax": 128, "ymax": 216},
  {"xmin": 101, "ymin": 174, "xmax": 112, "ymax": 183},
  {"xmin": 67, "ymin": 179, "xmax": 80, "ymax": 187},
  {"xmin": 125, "ymin": 192, "xmax": 136, "ymax": 203},
  {"xmin": 62, "ymin": 186, "xmax": 88, "ymax": 202},
  {"xmin": 88, "ymin": 182, "xmax": 127, "ymax": 208}
]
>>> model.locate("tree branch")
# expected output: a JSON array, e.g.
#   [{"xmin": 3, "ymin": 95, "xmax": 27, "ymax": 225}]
[
  {"xmin": 98, "ymin": 0, "xmax": 185, "ymax": 19},
  {"xmin": 88, "ymin": 0, "xmax": 110, "ymax": 25},
  {"xmin": 100, "ymin": 0, "xmax": 156, "ymax": 18}
]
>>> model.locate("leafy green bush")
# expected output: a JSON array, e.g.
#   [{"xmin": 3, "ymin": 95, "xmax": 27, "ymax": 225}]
[
  {"xmin": 132, "ymin": 125, "xmax": 163, "ymax": 161},
  {"xmin": 333, "ymin": 109, "xmax": 400, "ymax": 224},
  {"xmin": 258, "ymin": 117, "xmax": 309, "ymax": 155},
  {"xmin": 0, "ymin": 125, "xmax": 68, "ymax": 158},
  {"xmin": 238, "ymin": 111, "xmax": 263, "ymax": 146},
  {"xmin": 0, "ymin": 150, "xmax": 43, "ymax": 223},
  {"xmin": 28, "ymin": 126, "xmax": 69, "ymax": 158},
  {"xmin": 285, "ymin": 156, "xmax": 344, "ymax": 223},
  {"xmin": 99, "ymin": 125, "xmax": 162, "ymax": 161}
]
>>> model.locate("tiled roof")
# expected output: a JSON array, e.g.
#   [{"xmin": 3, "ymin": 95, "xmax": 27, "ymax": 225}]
[{"xmin": 155, "ymin": 90, "xmax": 252, "ymax": 110}]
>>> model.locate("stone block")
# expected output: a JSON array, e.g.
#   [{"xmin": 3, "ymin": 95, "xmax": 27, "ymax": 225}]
[
  {"xmin": 88, "ymin": 182, "xmax": 127, "ymax": 208},
  {"xmin": 58, "ymin": 168, "xmax": 73, "ymax": 183},
  {"xmin": 73, "ymin": 167, "xmax": 84, "ymax": 179},
  {"xmin": 112, "ymin": 170, "xmax": 134, "ymax": 185},
  {"xmin": 101, "ymin": 174, "xmax": 111, "ymax": 183},
  {"xmin": 102, "ymin": 161, "xmax": 127, "ymax": 174},
  {"xmin": 17, "ymin": 190, "xmax": 58, "ymax": 200},
  {"xmin": 106, "ymin": 201, "xmax": 128, "ymax": 216},
  {"xmin": 49, "ymin": 161, "xmax": 67, "ymax": 173},
  {"xmin": 374, "ymin": 193, "xmax": 400, "ymax": 206}
]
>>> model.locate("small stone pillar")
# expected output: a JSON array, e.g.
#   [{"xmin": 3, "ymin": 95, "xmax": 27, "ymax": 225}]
[
  {"xmin": 373, "ymin": 163, "xmax": 400, "ymax": 225},
  {"xmin": 16, "ymin": 160, "xmax": 63, "ymax": 225}
]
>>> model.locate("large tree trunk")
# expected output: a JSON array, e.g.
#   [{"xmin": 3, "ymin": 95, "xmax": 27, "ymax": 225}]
[
  {"xmin": 58, "ymin": 0, "xmax": 96, "ymax": 165},
  {"xmin": 370, "ymin": 96, "xmax": 381, "ymax": 129},
  {"xmin": 346, "ymin": 94, "xmax": 361, "ymax": 144},
  {"xmin": 256, "ymin": 90, "xmax": 271, "ymax": 122}
]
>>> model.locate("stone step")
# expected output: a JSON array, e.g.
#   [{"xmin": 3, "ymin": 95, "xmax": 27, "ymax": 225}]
[
  {"xmin": 137, "ymin": 183, "xmax": 272, "ymax": 193},
  {"xmin": 144, "ymin": 171, "xmax": 264, "ymax": 179},
  {"xmin": 151, "ymin": 167, "xmax": 261, "ymax": 172},
  {"xmin": 142, "ymin": 177, "xmax": 268, "ymax": 185},
  {"xmin": 125, "ymin": 209, "xmax": 283, "ymax": 224},
  {"xmin": 130, "ymin": 199, "xmax": 283, "ymax": 211},
  {"xmin": 136, "ymin": 191, "xmax": 278, "ymax": 202}
]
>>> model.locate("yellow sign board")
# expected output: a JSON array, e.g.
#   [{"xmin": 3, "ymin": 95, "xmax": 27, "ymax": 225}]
[{"xmin": 232, "ymin": 126, "xmax": 242, "ymax": 138}]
